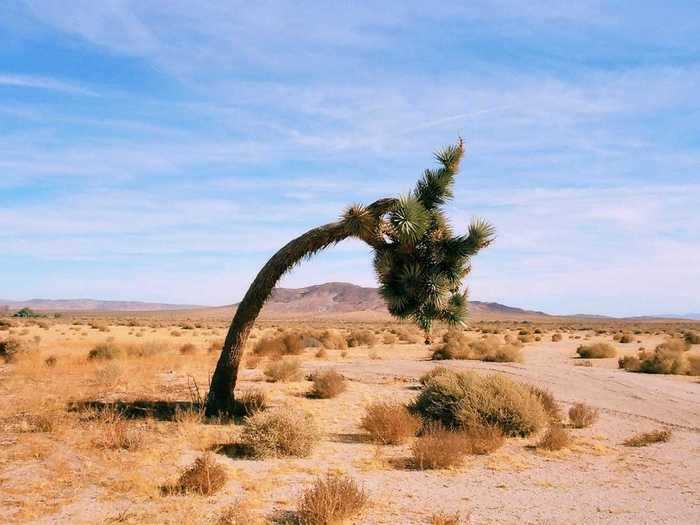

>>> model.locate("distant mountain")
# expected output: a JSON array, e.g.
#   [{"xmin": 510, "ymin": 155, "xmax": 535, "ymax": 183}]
[
  {"xmin": 257, "ymin": 282, "xmax": 550, "ymax": 320},
  {"xmin": 0, "ymin": 299, "xmax": 201, "ymax": 312}
]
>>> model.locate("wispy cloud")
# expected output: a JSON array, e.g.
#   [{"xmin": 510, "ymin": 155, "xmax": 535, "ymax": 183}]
[{"xmin": 0, "ymin": 73, "xmax": 97, "ymax": 95}]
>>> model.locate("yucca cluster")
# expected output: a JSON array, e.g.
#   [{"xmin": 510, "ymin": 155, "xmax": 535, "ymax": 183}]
[{"xmin": 343, "ymin": 139, "xmax": 495, "ymax": 342}]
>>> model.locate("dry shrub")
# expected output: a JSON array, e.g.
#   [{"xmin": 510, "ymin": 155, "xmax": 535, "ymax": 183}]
[
  {"xmin": 618, "ymin": 334, "xmax": 634, "ymax": 343},
  {"xmin": 92, "ymin": 409, "xmax": 143, "ymax": 450},
  {"xmin": 396, "ymin": 328, "xmax": 421, "ymax": 343},
  {"xmin": 309, "ymin": 369, "xmax": 346, "ymax": 399},
  {"xmin": 94, "ymin": 363, "xmax": 124, "ymax": 387},
  {"xmin": 462, "ymin": 423, "xmax": 505, "ymax": 455},
  {"xmin": 411, "ymin": 423, "xmax": 467, "ymax": 469},
  {"xmin": 382, "ymin": 333, "xmax": 397, "ymax": 344},
  {"xmin": 216, "ymin": 501, "xmax": 261, "ymax": 525},
  {"xmin": 568, "ymin": 403, "xmax": 598, "ymax": 428},
  {"xmin": 619, "ymin": 338, "xmax": 698, "ymax": 375},
  {"xmin": 264, "ymin": 358, "xmax": 303, "ymax": 382},
  {"xmin": 576, "ymin": 343, "xmax": 616, "ymax": 359},
  {"xmin": 236, "ymin": 389, "xmax": 267, "ymax": 416},
  {"xmin": 44, "ymin": 355, "xmax": 57, "ymax": 367},
  {"xmin": 346, "ymin": 330, "xmax": 377, "ymax": 348},
  {"xmin": 6, "ymin": 405, "xmax": 64, "ymax": 433},
  {"xmin": 167, "ymin": 453, "xmax": 226, "ymax": 495},
  {"xmin": 241, "ymin": 408, "xmax": 319, "ymax": 458},
  {"xmin": 87, "ymin": 341, "xmax": 124, "ymax": 361},
  {"xmin": 412, "ymin": 369, "xmax": 547, "ymax": 437},
  {"xmin": 297, "ymin": 473, "xmax": 368, "ymax": 525},
  {"xmin": 360, "ymin": 402, "xmax": 421, "ymax": 445},
  {"xmin": 320, "ymin": 330, "xmax": 347, "ymax": 350},
  {"xmin": 536, "ymin": 424, "xmax": 571, "ymax": 451},
  {"xmin": 126, "ymin": 340, "xmax": 169, "ymax": 358},
  {"xmin": 0, "ymin": 337, "xmax": 36, "ymax": 362},
  {"xmin": 244, "ymin": 355, "xmax": 261, "ymax": 369},
  {"xmin": 430, "ymin": 511, "xmax": 464, "ymax": 525},
  {"xmin": 684, "ymin": 331, "xmax": 700, "ymax": 345},
  {"xmin": 528, "ymin": 385, "xmax": 561, "ymax": 421},
  {"xmin": 551, "ymin": 333, "xmax": 563, "ymax": 342},
  {"xmin": 208, "ymin": 339, "xmax": 224, "ymax": 353},
  {"xmin": 179, "ymin": 343, "xmax": 198, "ymax": 355},
  {"xmin": 623, "ymin": 429, "xmax": 672, "ymax": 447},
  {"xmin": 432, "ymin": 332, "xmax": 522, "ymax": 363}
]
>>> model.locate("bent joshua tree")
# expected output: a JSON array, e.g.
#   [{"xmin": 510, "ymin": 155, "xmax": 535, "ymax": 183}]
[{"xmin": 205, "ymin": 139, "xmax": 494, "ymax": 416}]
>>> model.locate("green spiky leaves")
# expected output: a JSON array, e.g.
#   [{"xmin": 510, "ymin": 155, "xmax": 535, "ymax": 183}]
[
  {"xmin": 389, "ymin": 195, "xmax": 430, "ymax": 245},
  {"xmin": 341, "ymin": 138, "xmax": 493, "ymax": 338}
]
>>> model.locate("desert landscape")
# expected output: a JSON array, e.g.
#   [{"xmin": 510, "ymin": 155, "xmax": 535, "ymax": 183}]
[{"xmin": 2, "ymin": 284, "xmax": 699, "ymax": 524}]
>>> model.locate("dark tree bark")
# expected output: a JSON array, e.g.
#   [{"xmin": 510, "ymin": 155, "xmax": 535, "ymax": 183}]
[{"xmin": 205, "ymin": 199, "xmax": 395, "ymax": 417}]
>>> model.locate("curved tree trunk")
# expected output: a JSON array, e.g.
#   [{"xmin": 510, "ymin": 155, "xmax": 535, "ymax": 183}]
[{"xmin": 205, "ymin": 199, "xmax": 395, "ymax": 417}]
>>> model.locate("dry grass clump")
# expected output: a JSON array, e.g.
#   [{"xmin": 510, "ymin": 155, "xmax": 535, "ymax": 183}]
[
  {"xmin": 432, "ymin": 332, "xmax": 522, "ymax": 363},
  {"xmin": 412, "ymin": 369, "xmax": 547, "ymax": 436},
  {"xmin": 253, "ymin": 332, "xmax": 305, "ymax": 356},
  {"xmin": 125, "ymin": 340, "xmax": 169, "ymax": 357},
  {"xmin": 527, "ymin": 385, "xmax": 561, "ymax": 422},
  {"xmin": 319, "ymin": 330, "xmax": 348, "ymax": 350},
  {"xmin": 309, "ymin": 369, "xmax": 346, "ymax": 399},
  {"xmin": 166, "ymin": 453, "xmax": 227, "ymax": 495},
  {"xmin": 684, "ymin": 331, "xmax": 700, "ymax": 345},
  {"xmin": 536, "ymin": 424, "xmax": 571, "ymax": 451},
  {"xmin": 551, "ymin": 333, "xmax": 563, "ymax": 342},
  {"xmin": 346, "ymin": 329, "xmax": 377, "ymax": 348},
  {"xmin": 179, "ymin": 343, "xmax": 198, "ymax": 355},
  {"xmin": 241, "ymin": 408, "xmax": 319, "ymax": 458},
  {"xmin": 360, "ymin": 402, "xmax": 421, "ymax": 444},
  {"xmin": 87, "ymin": 341, "xmax": 125, "ymax": 361},
  {"xmin": 430, "ymin": 511, "xmax": 464, "ymax": 525},
  {"xmin": 0, "ymin": 337, "xmax": 31, "ymax": 362},
  {"xmin": 264, "ymin": 358, "xmax": 303, "ymax": 382},
  {"xmin": 235, "ymin": 389, "xmax": 268, "ymax": 416},
  {"xmin": 568, "ymin": 403, "xmax": 599, "ymax": 428},
  {"xmin": 296, "ymin": 473, "xmax": 368, "ymax": 525},
  {"xmin": 91, "ymin": 408, "xmax": 143, "ymax": 450},
  {"xmin": 395, "ymin": 328, "xmax": 421, "ymax": 343},
  {"xmin": 619, "ymin": 338, "xmax": 698, "ymax": 375},
  {"xmin": 216, "ymin": 501, "xmax": 261, "ymax": 525},
  {"xmin": 411, "ymin": 423, "xmax": 467, "ymax": 469},
  {"xmin": 461, "ymin": 423, "xmax": 505, "ymax": 455},
  {"xmin": 576, "ymin": 342, "xmax": 616, "ymax": 359},
  {"xmin": 623, "ymin": 429, "xmax": 672, "ymax": 447},
  {"xmin": 382, "ymin": 333, "xmax": 397, "ymax": 344}
]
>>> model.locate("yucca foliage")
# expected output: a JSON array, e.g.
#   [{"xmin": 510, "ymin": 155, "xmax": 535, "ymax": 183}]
[{"xmin": 342, "ymin": 138, "xmax": 494, "ymax": 342}]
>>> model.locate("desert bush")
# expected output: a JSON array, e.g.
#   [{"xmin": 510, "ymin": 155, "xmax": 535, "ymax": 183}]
[
  {"xmin": 432, "ymin": 332, "xmax": 522, "ymax": 363},
  {"xmin": 568, "ymin": 403, "xmax": 598, "ymax": 428},
  {"xmin": 461, "ymin": 423, "xmax": 504, "ymax": 455},
  {"xmin": 619, "ymin": 339, "xmax": 698, "ymax": 375},
  {"xmin": 241, "ymin": 408, "xmax": 319, "ymax": 458},
  {"xmin": 236, "ymin": 389, "xmax": 267, "ymax": 416},
  {"xmin": 216, "ymin": 501, "xmax": 261, "ymax": 525},
  {"xmin": 412, "ymin": 369, "xmax": 547, "ymax": 436},
  {"xmin": 92, "ymin": 409, "xmax": 143, "ymax": 450},
  {"xmin": 296, "ymin": 473, "xmax": 368, "ymax": 525},
  {"xmin": 396, "ymin": 328, "xmax": 421, "ymax": 343},
  {"xmin": 179, "ymin": 343, "xmax": 198, "ymax": 355},
  {"xmin": 264, "ymin": 358, "xmax": 303, "ymax": 382},
  {"xmin": 244, "ymin": 355, "xmax": 261, "ymax": 369},
  {"xmin": 618, "ymin": 334, "xmax": 634, "ymax": 343},
  {"xmin": 657, "ymin": 337, "xmax": 690, "ymax": 353},
  {"xmin": 360, "ymin": 402, "xmax": 421, "ymax": 445},
  {"xmin": 87, "ymin": 341, "xmax": 125, "ymax": 361},
  {"xmin": 44, "ymin": 355, "xmax": 57, "ymax": 367},
  {"xmin": 0, "ymin": 337, "xmax": 31, "ymax": 363},
  {"xmin": 319, "ymin": 330, "xmax": 348, "ymax": 350},
  {"xmin": 528, "ymin": 385, "xmax": 561, "ymax": 421},
  {"xmin": 167, "ymin": 453, "xmax": 226, "ymax": 495},
  {"xmin": 411, "ymin": 422, "xmax": 467, "ymax": 469},
  {"xmin": 346, "ymin": 330, "xmax": 377, "ymax": 348},
  {"xmin": 576, "ymin": 343, "xmax": 616, "ymax": 359},
  {"xmin": 536, "ymin": 424, "xmax": 571, "ymax": 451},
  {"xmin": 430, "ymin": 512, "xmax": 464, "ymax": 525},
  {"xmin": 551, "ymin": 333, "xmax": 563, "ymax": 342},
  {"xmin": 683, "ymin": 331, "xmax": 700, "ymax": 345},
  {"xmin": 208, "ymin": 339, "xmax": 224, "ymax": 353},
  {"xmin": 309, "ymin": 369, "xmax": 346, "ymax": 399},
  {"xmin": 419, "ymin": 366, "xmax": 451, "ymax": 385},
  {"xmin": 382, "ymin": 333, "xmax": 397, "ymax": 344},
  {"xmin": 253, "ymin": 333, "xmax": 304, "ymax": 356},
  {"xmin": 623, "ymin": 429, "xmax": 672, "ymax": 447}
]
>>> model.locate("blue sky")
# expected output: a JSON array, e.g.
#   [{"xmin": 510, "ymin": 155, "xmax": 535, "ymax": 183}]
[{"xmin": 1, "ymin": 1, "xmax": 699, "ymax": 316}]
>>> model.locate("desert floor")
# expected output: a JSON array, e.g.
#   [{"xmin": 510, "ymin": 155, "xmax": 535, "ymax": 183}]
[{"xmin": 1, "ymin": 317, "xmax": 698, "ymax": 524}]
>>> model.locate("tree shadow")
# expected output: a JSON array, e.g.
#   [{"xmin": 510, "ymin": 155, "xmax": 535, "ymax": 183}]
[
  {"xmin": 68, "ymin": 399, "xmax": 202, "ymax": 421},
  {"xmin": 210, "ymin": 442, "xmax": 256, "ymax": 460}
]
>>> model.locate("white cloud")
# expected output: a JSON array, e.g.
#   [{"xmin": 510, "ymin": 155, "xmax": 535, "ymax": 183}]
[{"xmin": 0, "ymin": 73, "xmax": 96, "ymax": 95}]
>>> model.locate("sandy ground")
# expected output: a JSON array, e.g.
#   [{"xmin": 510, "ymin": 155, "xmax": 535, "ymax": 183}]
[{"xmin": 1, "ymin": 320, "xmax": 698, "ymax": 524}]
